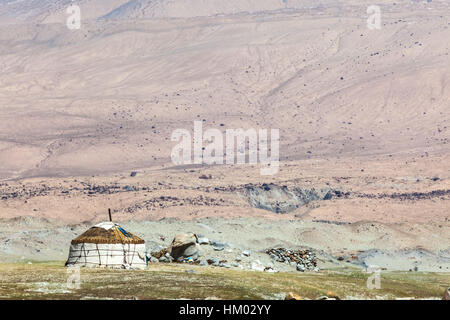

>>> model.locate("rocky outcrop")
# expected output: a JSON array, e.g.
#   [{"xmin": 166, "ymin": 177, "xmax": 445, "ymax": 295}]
[{"xmin": 243, "ymin": 183, "xmax": 348, "ymax": 213}]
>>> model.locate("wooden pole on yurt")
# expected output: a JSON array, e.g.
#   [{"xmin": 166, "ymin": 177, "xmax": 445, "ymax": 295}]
[{"xmin": 108, "ymin": 208, "xmax": 112, "ymax": 222}]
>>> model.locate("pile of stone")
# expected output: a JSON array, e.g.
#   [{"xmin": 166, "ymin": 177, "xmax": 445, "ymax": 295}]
[
  {"xmin": 146, "ymin": 235, "xmax": 318, "ymax": 274},
  {"xmin": 265, "ymin": 248, "xmax": 318, "ymax": 272}
]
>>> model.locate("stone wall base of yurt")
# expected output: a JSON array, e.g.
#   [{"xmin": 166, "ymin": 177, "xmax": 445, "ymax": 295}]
[{"xmin": 66, "ymin": 243, "xmax": 147, "ymax": 270}]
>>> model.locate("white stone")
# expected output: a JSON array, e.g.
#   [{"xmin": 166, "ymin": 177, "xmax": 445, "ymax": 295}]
[
  {"xmin": 197, "ymin": 237, "xmax": 209, "ymax": 245},
  {"xmin": 251, "ymin": 260, "xmax": 265, "ymax": 272}
]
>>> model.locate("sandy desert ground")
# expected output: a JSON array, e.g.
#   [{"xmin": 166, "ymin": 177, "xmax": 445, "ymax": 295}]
[{"xmin": 0, "ymin": 0, "xmax": 449, "ymax": 286}]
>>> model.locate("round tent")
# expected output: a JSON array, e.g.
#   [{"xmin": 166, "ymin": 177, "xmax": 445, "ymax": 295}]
[{"xmin": 65, "ymin": 222, "xmax": 147, "ymax": 269}]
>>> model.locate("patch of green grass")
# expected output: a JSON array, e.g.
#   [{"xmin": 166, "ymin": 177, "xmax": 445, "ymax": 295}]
[{"xmin": 0, "ymin": 263, "xmax": 448, "ymax": 300}]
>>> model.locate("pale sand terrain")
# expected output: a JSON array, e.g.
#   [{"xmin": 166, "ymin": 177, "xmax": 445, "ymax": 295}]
[{"xmin": 0, "ymin": 0, "xmax": 449, "ymax": 272}]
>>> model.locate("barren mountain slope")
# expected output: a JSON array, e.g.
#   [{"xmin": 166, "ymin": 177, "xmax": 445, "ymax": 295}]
[
  {"xmin": 0, "ymin": 0, "xmax": 449, "ymax": 180},
  {"xmin": 0, "ymin": 1, "xmax": 449, "ymax": 270}
]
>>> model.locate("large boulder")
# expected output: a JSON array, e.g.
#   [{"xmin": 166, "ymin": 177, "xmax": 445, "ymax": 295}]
[{"xmin": 168, "ymin": 233, "xmax": 199, "ymax": 262}]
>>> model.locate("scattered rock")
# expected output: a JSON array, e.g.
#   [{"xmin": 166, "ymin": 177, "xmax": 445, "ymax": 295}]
[{"xmin": 266, "ymin": 248, "xmax": 317, "ymax": 271}]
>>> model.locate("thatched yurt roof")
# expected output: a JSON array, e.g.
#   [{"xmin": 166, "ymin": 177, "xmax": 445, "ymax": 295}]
[{"xmin": 71, "ymin": 222, "xmax": 145, "ymax": 245}]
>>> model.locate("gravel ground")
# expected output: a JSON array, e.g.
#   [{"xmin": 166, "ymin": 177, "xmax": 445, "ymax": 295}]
[{"xmin": 1, "ymin": 216, "xmax": 449, "ymax": 273}]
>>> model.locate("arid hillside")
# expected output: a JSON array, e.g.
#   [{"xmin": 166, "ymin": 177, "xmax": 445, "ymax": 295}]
[
  {"xmin": 0, "ymin": 0, "xmax": 448, "ymax": 180},
  {"xmin": 0, "ymin": 1, "xmax": 449, "ymax": 272}
]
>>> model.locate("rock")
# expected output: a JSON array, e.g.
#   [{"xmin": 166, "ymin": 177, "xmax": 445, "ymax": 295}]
[
  {"xmin": 443, "ymin": 287, "xmax": 450, "ymax": 300},
  {"xmin": 213, "ymin": 245, "xmax": 224, "ymax": 251},
  {"xmin": 242, "ymin": 250, "xmax": 251, "ymax": 257},
  {"xmin": 285, "ymin": 292, "xmax": 304, "ymax": 300},
  {"xmin": 168, "ymin": 233, "xmax": 199, "ymax": 262},
  {"xmin": 149, "ymin": 256, "xmax": 158, "ymax": 263},
  {"xmin": 210, "ymin": 240, "xmax": 228, "ymax": 248},
  {"xmin": 251, "ymin": 260, "xmax": 265, "ymax": 272},
  {"xmin": 197, "ymin": 237, "xmax": 209, "ymax": 245},
  {"xmin": 199, "ymin": 260, "xmax": 209, "ymax": 266},
  {"xmin": 207, "ymin": 258, "xmax": 219, "ymax": 266},
  {"xmin": 159, "ymin": 256, "xmax": 168, "ymax": 263},
  {"xmin": 327, "ymin": 291, "xmax": 341, "ymax": 300},
  {"xmin": 296, "ymin": 264, "xmax": 305, "ymax": 272},
  {"xmin": 232, "ymin": 262, "xmax": 241, "ymax": 268},
  {"xmin": 219, "ymin": 263, "xmax": 231, "ymax": 268},
  {"xmin": 313, "ymin": 267, "xmax": 319, "ymax": 272},
  {"xmin": 181, "ymin": 244, "xmax": 199, "ymax": 258},
  {"xmin": 147, "ymin": 245, "xmax": 167, "ymax": 258}
]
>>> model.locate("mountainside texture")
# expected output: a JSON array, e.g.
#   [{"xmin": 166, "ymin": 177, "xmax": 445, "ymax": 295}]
[{"xmin": 0, "ymin": 0, "xmax": 448, "ymax": 272}]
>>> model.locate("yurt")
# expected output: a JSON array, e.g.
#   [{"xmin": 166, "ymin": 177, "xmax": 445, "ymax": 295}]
[{"xmin": 65, "ymin": 221, "xmax": 147, "ymax": 269}]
